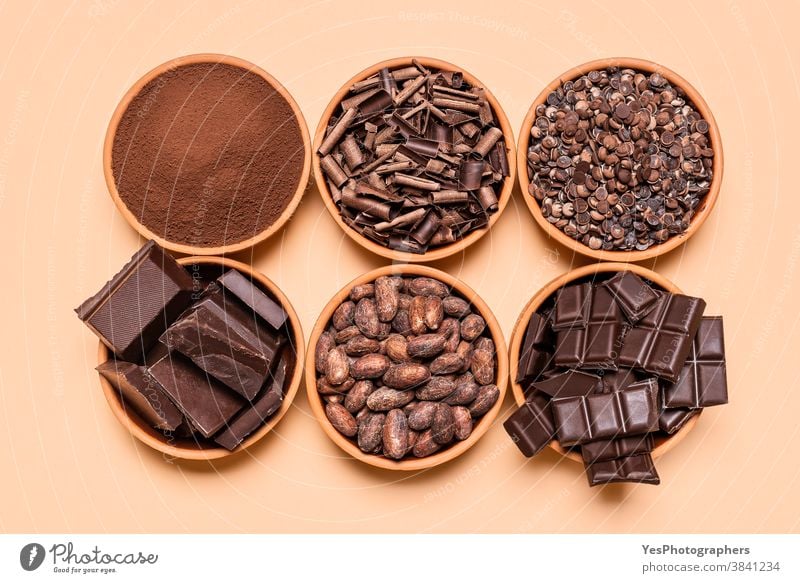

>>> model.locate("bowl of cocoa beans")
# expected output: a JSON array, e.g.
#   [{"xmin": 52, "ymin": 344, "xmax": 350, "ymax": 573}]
[{"xmin": 306, "ymin": 265, "xmax": 508, "ymax": 470}]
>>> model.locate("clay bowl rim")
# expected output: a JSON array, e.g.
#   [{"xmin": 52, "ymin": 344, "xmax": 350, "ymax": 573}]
[
  {"xmin": 516, "ymin": 57, "xmax": 724, "ymax": 263},
  {"xmin": 313, "ymin": 56, "xmax": 517, "ymax": 263},
  {"xmin": 508, "ymin": 262, "xmax": 700, "ymax": 462},
  {"xmin": 305, "ymin": 263, "xmax": 509, "ymax": 471},
  {"xmin": 102, "ymin": 53, "xmax": 312, "ymax": 256},
  {"xmin": 97, "ymin": 255, "xmax": 306, "ymax": 461}
]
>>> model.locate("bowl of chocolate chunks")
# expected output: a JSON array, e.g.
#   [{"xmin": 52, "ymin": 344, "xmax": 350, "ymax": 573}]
[
  {"xmin": 306, "ymin": 264, "xmax": 508, "ymax": 470},
  {"xmin": 76, "ymin": 241, "xmax": 304, "ymax": 460},
  {"xmin": 314, "ymin": 56, "xmax": 516, "ymax": 263},
  {"xmin": 505, "ymin": 262, "xmax": 728, "ymax": 487},
  {"xmin": 518, "ymin": 58, "xmax": 723, "ymax": 262}
]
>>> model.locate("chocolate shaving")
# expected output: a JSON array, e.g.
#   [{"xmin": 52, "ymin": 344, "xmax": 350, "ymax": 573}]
[{"xmin": 319, "ymin": 62, "xmax": 508, "ymax": 253}]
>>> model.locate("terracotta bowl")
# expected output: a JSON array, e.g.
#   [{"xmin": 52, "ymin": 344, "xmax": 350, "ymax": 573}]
[
  {"xmin": 103, "ymin": 53, "xmax": 312, "ymax": 256},
  {"xmin": 97, "ymin": 256, "xmax": 305, "ymax": 461},
  {"xmin": 313, "ymin": 56, "xmax": 517, "ymax": 263},
  {"xmin": 305, "ymin": 264, "xmax": 509, "ymax": 470},
  {"xmin": 508, "ymin": 262, "xmax": 700, "ymax": 462},
  {"xmin": 517, "ymin": 57, "xmax": 723, "ymax": 262}
]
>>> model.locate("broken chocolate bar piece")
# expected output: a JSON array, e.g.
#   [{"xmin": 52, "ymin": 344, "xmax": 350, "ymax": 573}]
[
  {"xmin": 516, "ymin": 312, "xmax": 555, "ymax": 383},
  {"xmin": 551, "ymin": 379, "xmax": 660, "ymax": 446},
  {"xmin": 662, "ymin": 316, "xmax": 728, "ymax": 408},
  {"xmin": 659, "ymin": 406, "xmax": 700, "ymax": 434},
  {"xmin": 96, "ymin": 359, "xmax": 183, "ymax": 432},
  {"xmin": 550, "ymin": 283, "xmax": 592, "ymax": 331},
  {"xmin": 147, "ymin": 351, "xmax": 245, "ymax": 438},
  {"xmin": 532, "ymin": 369, "xmax": 600, "ymax": 399},
  {"xmin": 503, "ymin": 392, "xmax": 555, "ymax": 458},
  {"xmin": 581, "ymin": 434, "xmax": 653, "ymax": 464},
  {"xmin": 214, "ymin": 347, "xmax": 292, "ymax": 451},
  {"xmin": 602, "ymin": 271, "xmax": 659, "ymax": 323},
  {"xmin": 161, "ymin": 283, "xmax": 281, "ymax": 401},
  {"xmin": 554, "ymin": 287, "xmax": 625, "ymax": 369},
  {"xmin": 217, "ymin": 269, "xmax": 289, "ymax": 330},
  {"xmin": 618, "ymin": 292, "xmax": 706, "ymax": 382},
  {"xmin": 585, "ymin": 453, "xmax": 660, "ymax": 486},
  {"xmin": 75, "ymin": 240, "xmax": 194, "ymax": 362}
]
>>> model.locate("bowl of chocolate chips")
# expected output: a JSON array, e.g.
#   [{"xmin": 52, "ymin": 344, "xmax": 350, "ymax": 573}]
[
  {"xmin": 518, "ymin": 58, "xmax": 723, "ymax": 261},
  {"xmin": 314, "ymin": 57, "xmax": 516, "ymax": 262}
]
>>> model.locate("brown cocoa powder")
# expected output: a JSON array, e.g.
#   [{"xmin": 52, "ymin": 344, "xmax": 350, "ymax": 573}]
[{"xmin": 112, "ymin": 62, "xmax": 305, "ymax": 248}]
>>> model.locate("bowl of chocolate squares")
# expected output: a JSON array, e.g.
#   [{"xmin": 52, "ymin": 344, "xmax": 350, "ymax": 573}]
[
  {"xmin": 75, "ymin": 241, "xmax": 304, "ymax": 460},
  {"xmin": 505, "ymin": 263, "xmax": 728, "ymax": 487},
  {"xmin": 314, "ymin": 56, "xmax": 516, "ymax": 262},
  {"xmin": 518, "ymin": 58, "xmax": 723, "ymax": 261}
]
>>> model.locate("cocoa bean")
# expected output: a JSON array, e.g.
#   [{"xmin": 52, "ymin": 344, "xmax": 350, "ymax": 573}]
[
  {"xmin": 442, "ymin": 295, "xmax": 471, "ymax": 318},
  {"xmin": 325, "ymin": 346, "xmax": 350, "ymax": 385},
  {"xmin": 356, "ymin": 406, "xmax": 372, "ymax": 424},
  {"xmin": 430, "ymin": 352, "xmax": 464, "ymax": 375},
  {"xmin": 469, "ymin": 384, "xmax": 500, "ymax": 417},
  {"xmin": 374, "ymin": 276, "xmax": 399, "ymax": 322},
  {"xmin": 470, "ymin": 348, "xmax": 495, "ymax": 385},
  {"xmin": 357, "ymin": 412, "xmax": 384, "ymax": 452},
  {"xmin": 474, "ymin": 336, "xmax": 495, "ymax": 354},
  {"xmin": 334, "ymin": 325, "xmax": 361, "ymax": 343},
  {"xmin": 344, "ymin": 380, "xmax": 374, "ymax": 413},
  {"xmin": 332, "ymin": 300, "xmax": 356, "ymax": 330},
  {"xmin": 392, "ymin": 309, "xmax": 413, "ymax": 335},
  {"xmin": 383, "ymin": 409, "xmax": 409, "ymax": 460},
  {"xmin": 366, "ymin": 388, "xmax": 415, "ymax": 411},
  {"xmin": 318, "ymin": 376, "xmax": 355, "ymax": 395},
  {"xmin": 407, "ymin": 400, "xmax": 437, "ymax": 430},
  {"xmin": 351, "ymin": 353, "xmax": 390, "ymax": 379},
  {"xmin": 432, "ymin": 403, "xmax": 456, "ymax": 444},
  {"xmin": 452, "ymin": 406, "xmax": 473, "ymax": 440},
  {"xmin": 397, "ymin": 293, "xmax": 412, "ymax": 309},
  {"xmin": 382, "ymin": 363, "xmax": 431, "ymax": 389},
  {"xmin": 408, "ymin": 277, "xmax": 449, "ymax": 297},
  {"xmin": 323, "ymin": 394, "xmax": 343, "ymax": 404},
  {"xmin": 325, "ymin": 402, "xmax": 357, "ymax": 437},
  {"xmin": 408, "ymin": 295, "xmax": 427, "ymax": 335},
  {"xmin": 413, "ymin": 429, "xmax": 442, "ymax": 458},
  {"xmin": 385, "ymin": 333, "xmax": 411, "ymax": 362},
  {"xmin": 315, "ymin": 331, "xmax": 335, "ymax": 374},
  {"xmin": 455, "ymin": 340, "xmax": 473, "ymax": 373},
  {"xmin": 415, "ymin": 376, "xmax": 456, "ymax": 401},
  {"xmin": 440, "ymin": 318, "xmax": 460, "ymax": 353},
  {"xmin": 460, "ymin": 314, "xmax": 486, "ymax": 341},
  {"xmin": 407, "ymin": 429, "xmax": 419, "ymax": 454},
  {"xmin": 344, "ymin": 335, "xmax": 381, "ymax": 356},
  {"xmin": 350, "ymin": 283, "xmax": 374, "ymax": 301},
  {"xmin": 354, "ymin": 298, "xmax": 382, "ymax": 338},
  {"xmin": 407, "ymin": 333, "xmax": 446, "ymax": 359},
  {"xmin": 443, "ymin": 373, "xmax": 479, "ymax": 405},
  {"xmin": 424, "ymin": 296, "xmax": 444, "ymax": 330}
]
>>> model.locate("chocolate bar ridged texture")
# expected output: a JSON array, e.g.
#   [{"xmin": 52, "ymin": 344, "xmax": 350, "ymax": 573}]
[{"xmin": 76, "ymin": 241, "xmax": 194, "ymax": 362}]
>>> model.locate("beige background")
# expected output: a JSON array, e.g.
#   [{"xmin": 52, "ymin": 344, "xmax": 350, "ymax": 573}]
[{"xmin": 1, "ymin": 0, "xmax": 798, "ymax": 534}]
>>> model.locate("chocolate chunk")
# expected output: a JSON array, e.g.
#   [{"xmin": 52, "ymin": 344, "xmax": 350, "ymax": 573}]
[
  {"xmin": 551, "ymin": 379, "xmax": 660, "ymax": 446},
  {"xmin": 160, "ymin": 283, "xmax": 281, "ymax": 400},
  {"xmin": 554, "ymin": 287, "xmax": 624, "ymax": 369},
  {"xmin": 516, "ymin": 313, "xmax": 555, "ymax": 385},
  {"xmin": 214, "ymin": 348, "xmax": 292, "ymax": 450},
  {"xmin": 147, "ymin": 352, "xmax": 245, "ymax": 438},
  {"xmin": 585, "ymin": 453, "xmax": 660, "ymax": 486},
  {"xmin": 659, "ymin": 406, "xmax": 700, "ymax": 434},
  {"xmin": 75, "ymin": 241, "xmax": 194, "ymax": 362},
  {"xmin": 550, "ymin": 283, "xmax": 592, "ymax": 331},
  {"xmin": 618, "ymin": 292, "xmax": 706, "ymax": 381},
  {"xmin": 96, "ymin": 359, "xmax": 183, "ymax": 432},
  {"xmin": 504, "ymin": 392, "xmax": 555, "ymax": 457},
  {"xmin": 602, "ymin": 271, "xmax": 660, "ymax": 323},
  {"xmin": 217, "ymin": 269, "xmax": 288, "ymax": 330},
  {"xmin": 662, "ymin": 316, "xmax": 728, "ymax": 408}
]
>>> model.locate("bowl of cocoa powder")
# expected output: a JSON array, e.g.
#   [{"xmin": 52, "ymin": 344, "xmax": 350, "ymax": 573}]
[
  {"xmin": 104, "ymin": 54, "xmax": 311, "ymax": 255},
  {"xmin": 518, "ymin": 58, "xmax": 723, "ymax": 262},
  {"xmin": 305, "ymin": 264, "xmax": 509, "ymax": 471}
]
